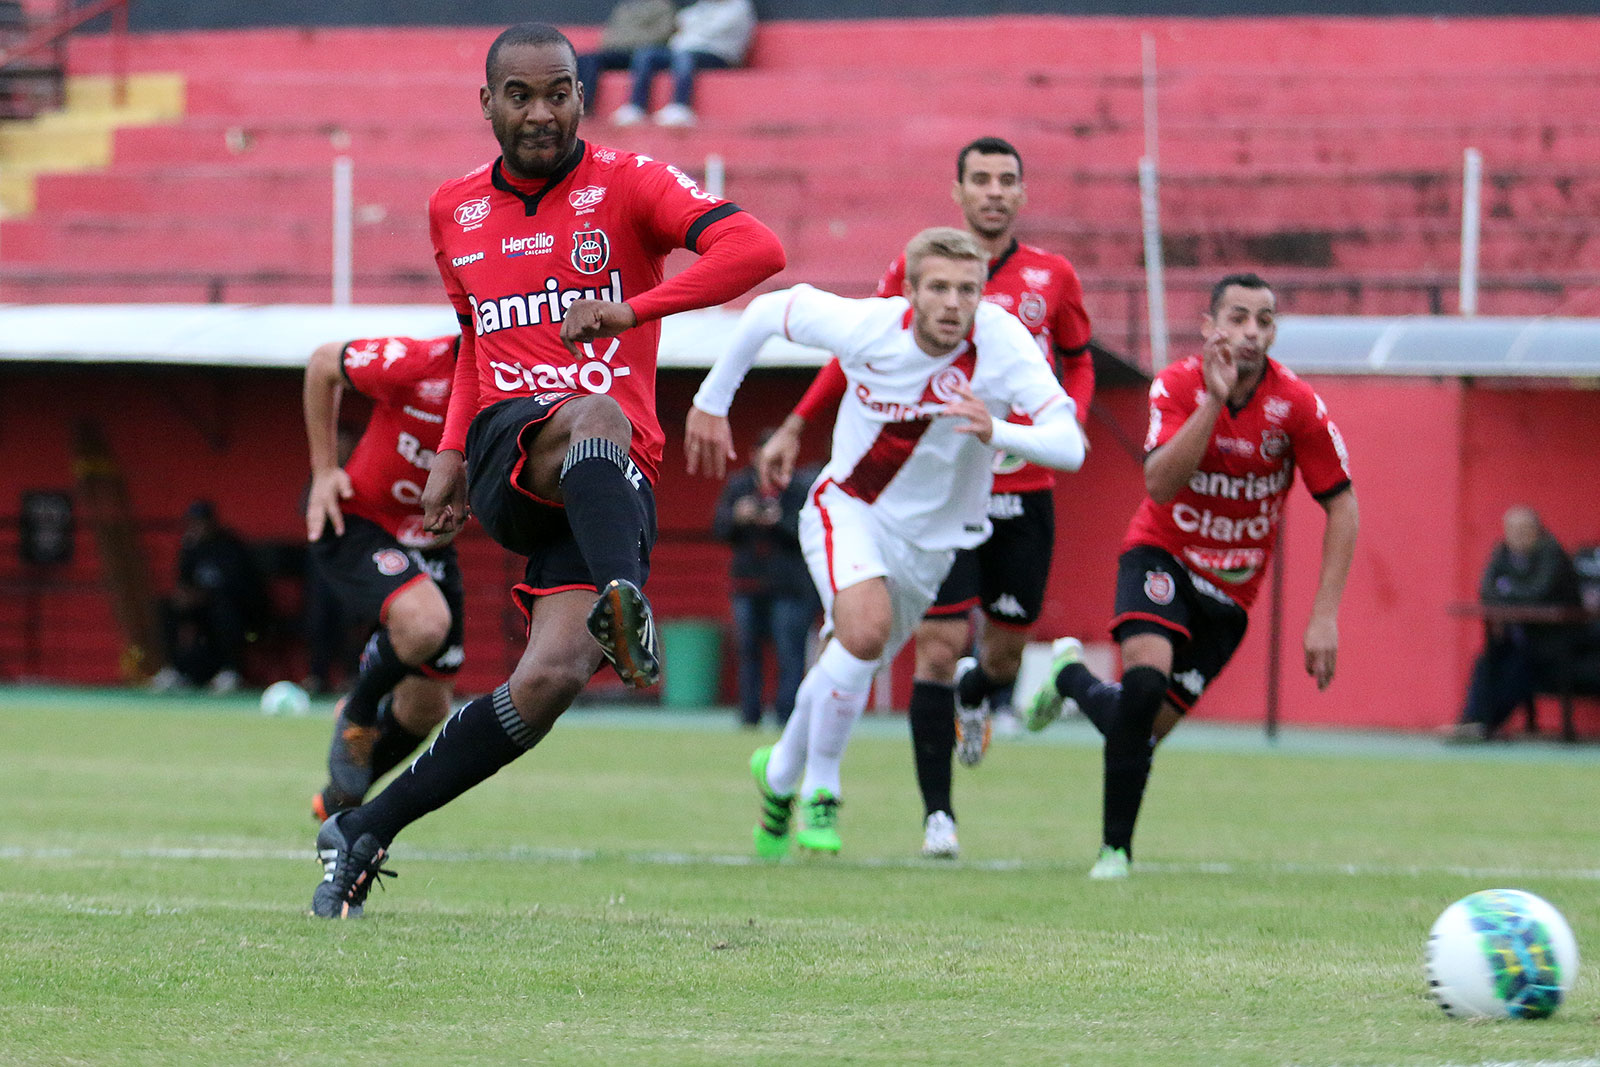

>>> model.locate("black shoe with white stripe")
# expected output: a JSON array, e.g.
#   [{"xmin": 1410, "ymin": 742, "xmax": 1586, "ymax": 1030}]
[
  {"xmin": 586, "ymin": 579, "xmax": 661, "ymax": 688},
  {"xmin": 310, "ymin": 812, "xmax": 396, "ymax": 919}
]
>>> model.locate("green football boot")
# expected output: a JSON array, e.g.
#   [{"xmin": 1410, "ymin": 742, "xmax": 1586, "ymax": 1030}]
[
  {"xmin": 794, "ymin": 788, "xmax": 842, "ymax": 854},
  {"xmin": 750, "ymin": 747, "xmax": 795, "ymax": 860},
  {"xmin": 1023, "ymin": 637, "xmax": 1084, "ymax": 732},
  {"xmin": 1088, "ymin": 845, "xmax": 1130, "ymax": 880}
]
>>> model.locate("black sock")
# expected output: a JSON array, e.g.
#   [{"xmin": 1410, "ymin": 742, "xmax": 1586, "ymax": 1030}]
[
  {"xmin": 1102, "ymin": 665, "xmax": 1167, "ymax": 858},
  {"xmin": 559, "ymin": 438, "xmax": 647, "ymax": 590},
  {"xmin": 368, "ymin": 694, "xmax": 430, "ymax": 782},
  {"xmin": 343, "ymin": 630, "xmax": 413, "ymax": 727},
  {"xmin": 1058, "ymin": 662, "xmax": 1119, "ymax": 736},
  {"xmin": 956, "ymin": 662, "xmax": 997, "ymax": 707},
  {"xmin": 341, "ymin": 683, "xmax": 538, "ymax": 844},
  {"xmin": 908, "ymin": 681, "xmax": 956, "ymax": 819}
]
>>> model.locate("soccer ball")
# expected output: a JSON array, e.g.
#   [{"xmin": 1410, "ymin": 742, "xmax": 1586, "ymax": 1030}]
[
  {"xmin": 260, "ymin": 680, "xmax": 311, "ymax": 717},
  {"xmin": 1426, "ymin": 889, "xmax": 1580, "ymax": 1019}
]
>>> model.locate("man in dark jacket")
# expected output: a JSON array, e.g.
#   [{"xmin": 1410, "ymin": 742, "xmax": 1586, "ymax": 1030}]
[
  {"xmin": 714, "ymin": 434, "xmax": 819, "ymax": 728},
  {"xmin": 1452, "ymin": 506, "xmax": 1581, "ymax": 740}
]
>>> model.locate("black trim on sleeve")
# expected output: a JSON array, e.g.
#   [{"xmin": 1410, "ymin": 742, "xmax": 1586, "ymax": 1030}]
[
  {"xmin": 685, "ymin": 202, "xmax": 743, "ymax": 253},
  {"xmin": 1312, "ymin": 480, "xmax": 1353, "ymax": 504},
  {"xmin": 456, "ymin": 313, "xmax": 473, "ymax": 326},
  {"xmin": 1053, "ymin": 341, "xmax": 1091, "ymax": 358}
]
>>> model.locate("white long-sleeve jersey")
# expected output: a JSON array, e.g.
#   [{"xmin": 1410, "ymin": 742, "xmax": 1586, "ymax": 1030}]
[{"xmin": 694, "ymin": 284, "xmax": 1085, "ymax": 550}]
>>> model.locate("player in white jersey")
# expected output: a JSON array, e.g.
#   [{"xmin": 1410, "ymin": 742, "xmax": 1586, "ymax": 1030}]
[{"xmin": 685, "ymin": 227, "xmax": 1087, "ymax": 856}]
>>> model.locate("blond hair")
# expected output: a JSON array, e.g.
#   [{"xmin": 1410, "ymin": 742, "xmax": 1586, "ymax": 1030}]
[{"xmin": 904, "ymin": 227, "xmax": 985, "ymax": 285}]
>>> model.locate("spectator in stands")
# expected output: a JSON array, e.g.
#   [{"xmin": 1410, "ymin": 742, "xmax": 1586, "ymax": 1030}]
[
  {"xmin": 714, "ymin": 430, "xmax": 820, "ymax": 728},
  {"xmin": 612, "ymin": 0, "xmax": 755, "ymax": 128},
  {"xmin": 575, "ymin": 0, "xmax": 676, "ymax": 118},
  {"xmin": 1450, "ymin": 505, "xmax": 1581, "ymax": 741},
  {"xmin": 149, "ymin": 499, "xmax": 270, "ymax": 694}
]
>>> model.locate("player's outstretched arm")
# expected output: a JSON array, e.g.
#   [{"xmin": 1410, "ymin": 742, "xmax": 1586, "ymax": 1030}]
[
  {"xmin": 303, "ymin": 341, "xmax": 353, "ymax": 541},
  {"xmin": 1304, "ymin": 487, "xmax": 1359, "ymax": 689}
]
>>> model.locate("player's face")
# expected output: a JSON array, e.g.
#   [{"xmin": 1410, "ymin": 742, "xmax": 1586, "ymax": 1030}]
[
  {"xmin": 906, "ymin": 255, "xmax": 986, "ymax": 355},
  {"xmin": 953, "ymin": 152, "xmax": 1025, "ymax": 241},
  {"xmin": 481, "ymin": 42, "xmax": 582, "ymax": 181},
  {"xmin": 1203, "ymin": 284, "xmax": 1277, "ymax": 378}
]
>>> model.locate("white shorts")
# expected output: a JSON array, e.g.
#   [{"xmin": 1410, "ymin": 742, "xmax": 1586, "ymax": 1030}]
[{"xmin": 799, "ymin": 479, "xmax": 956, "ymax": 665}]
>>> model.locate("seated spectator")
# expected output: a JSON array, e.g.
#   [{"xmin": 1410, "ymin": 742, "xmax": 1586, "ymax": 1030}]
[
  {"xmin": 148, "ymin": 499, "xmax": 271, "ymax": 694},
  {"xmin": 575, "ymin": 0, "xmax": 676, "ymax": 117},
  {"xmin": 1450, "ymin": 505, "xmax": 1581, "ymax": 741},
  {"xmin": 714, "ymin": 435, "xmax": 820, "ymax": 728},
  {"xmin": 612, "ymin": 0, "xmax": 755, "ymax": 128}
]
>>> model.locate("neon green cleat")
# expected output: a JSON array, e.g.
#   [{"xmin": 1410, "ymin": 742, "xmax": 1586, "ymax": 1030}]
[
  {"xmin": 750, "ymin": 747, "xmax": 795, "ymax": 860},
  {"xmin": 1089, "ymin": 845, "xmax": 1130, "ymax": 880},
  {"xmin": 794, "ymin": 788, "xmax": 842, "ymax": 854},
  {"xmin": 1023, "ymin": 637, "xmax": 1084, "ymax": 732}
]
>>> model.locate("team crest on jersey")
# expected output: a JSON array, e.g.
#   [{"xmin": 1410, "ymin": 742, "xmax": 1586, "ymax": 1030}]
[
  {"xmin": 372, "ymin": 549, "xmax": 409, "ymax": 576},
  {"xmin": 1143, "ymin": 569, "xmax": 1176, "ymax": 606},
  {"xmin": 929, "ymin": 366, "xmax": 971, "ymax": 404},
  {"xmin": 1260, "ymin": 427, "xmax": 1290, "ymax": 460},
  {"xmin": 1018, "ymin": 292, "xmax": 1047, "ymax": 328},
  {"xmin": 1264, "ymin": 396, "xmax": 1292, "ymax": 423},
  {"xmin": 568, "ymin": 185, "xmax": 607, "ymax": 211},
  {"xmin": 1020, "ymin": 267, "xmax": 1053, "ymax": 289},
  {"xmin": 571, "ymin": 229, "xmax": 611, "ymax": 275},
  {"xmin": 454, "ymin": 197, "xmax": 491, "ymax": 230}
]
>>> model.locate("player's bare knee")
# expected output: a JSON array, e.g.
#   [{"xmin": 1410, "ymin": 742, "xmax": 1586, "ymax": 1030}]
[
  {"xmin": 561, "ymin": 394, "xmax": 632, "ymax": 450},
  {"xmin": 508, "ymin": 661, "xmax": 589, "ymax": 726},
  {"xmin": 913, "ymin": 642, "xmax": 959, "ymax": 684},
  {"xmin": 834, "ymin": 616, "xmax": 890, "ymax": 663},
  {"xmin": 387, "ymin": 602, "xmax": 452, "ymax": 663}
]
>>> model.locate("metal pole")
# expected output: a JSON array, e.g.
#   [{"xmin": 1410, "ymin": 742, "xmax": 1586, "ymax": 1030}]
[
  {"xmin": 1139, "ymin": 34, "xmax": 1168, "ymax": 370},
  {"xmin": 1140, "ymin": 157, "xmax": 1168, "ymax": 371},
  {"xmin": 1265, "ymin": 508, "xmax": 1286, "ymax": 742},
  {"xmin": 1459, "ymin": 147, "xmax": 1482, "ymax": 316},
  {"xmin": 331, "ymin": 156, "xmax": 353, "ymax": 306},
  {"xmin": 705, "ymin": 153, "xmax": 725, "ymax": 199}
]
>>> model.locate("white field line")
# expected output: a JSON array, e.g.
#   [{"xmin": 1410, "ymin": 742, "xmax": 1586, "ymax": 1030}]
[{"xmin": 3, "ymin": 843, "xmax": 1600, "ymax": 882}]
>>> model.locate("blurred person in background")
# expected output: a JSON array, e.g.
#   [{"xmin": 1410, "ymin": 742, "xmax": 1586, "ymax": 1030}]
[
  {"xmin": 756, "ymin": 136, "xmax": 1093, "ymax": 858},
  {"xmin": 612, "ymin": 0, "xmax": 755, "ymax": 128},
  {"xmin": 575, "ymin": 0, "xmax": 675, "ymax": 117},
  {"xmin": 1022, "ymin": 272, "xmax": 1358, "ymax": 880},
  {"xmin": 302, "ymin": 335, "xmax": 465, "ymax": 822},
  {"xmin": 713, "ymin": 429, "xmax": 820, "ymax": 729},
  {"xmin": 149, "ymin": 499, "xmax": 270, "ymax": 695},
  {"xmin": 1449, "ymin": 505, "xmax": 1581, "ymax": 742}
]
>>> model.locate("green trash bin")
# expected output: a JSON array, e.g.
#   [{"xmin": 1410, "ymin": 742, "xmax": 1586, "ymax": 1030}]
[{"xmin": 659, "ymin": 618, "xmax": 724, "ymax": 708}]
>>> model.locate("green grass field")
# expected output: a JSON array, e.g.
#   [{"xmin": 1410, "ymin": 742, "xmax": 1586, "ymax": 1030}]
[{"xmin": 2, "ymin": 685, "xmax": 1597, "ymax": 1066}]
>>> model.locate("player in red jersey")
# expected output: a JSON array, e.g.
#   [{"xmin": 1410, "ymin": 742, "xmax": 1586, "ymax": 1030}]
[
  {"xmin": 1023, "ymin": 273, "xmax": 1359, "ymax": 879},
  {"xmin": 303, "ymin": 335, "xmax": 464, "ymax": 821},
  {"xmin": 755, "ymin": 137, "xmax": 1092, "ymax": 858},
  {"xmin": 310, "ymin": 22, "xmax": 784, "ymax": 919}
]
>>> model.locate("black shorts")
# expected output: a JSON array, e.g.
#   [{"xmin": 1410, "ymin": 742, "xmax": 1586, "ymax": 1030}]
[
  {"xmin": 465, "ymin": 395, "xmax": 657, "ymax": 629},
  {"xmin": 927, "ymin": 490, "xmax": 1055, "ymax": 628},
  {"xmin": 308, "ymin": 514, "xmax": 465, "ymax": 676},
  {"xmin": 1110, "ymin": 544, "xmax": 1250, "ymax": 712}
]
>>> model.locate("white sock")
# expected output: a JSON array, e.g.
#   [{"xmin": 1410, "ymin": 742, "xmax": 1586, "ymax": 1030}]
[
  {"xmin": 797, "ymin": 641, "xmax": 876, "ymax": 800},
  {"xmin": 766, "ymin": 639, "xmax": 877, "ymax": 797}
]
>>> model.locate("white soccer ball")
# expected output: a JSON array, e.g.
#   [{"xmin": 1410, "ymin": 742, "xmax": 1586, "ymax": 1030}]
[
  {"xmin": 1426, "ymin": 889, "xmax": 1580, "ymax": 1019},
  {"xmin": 260, "ymin": 680, "xmax": 311, "ymax": 717}
]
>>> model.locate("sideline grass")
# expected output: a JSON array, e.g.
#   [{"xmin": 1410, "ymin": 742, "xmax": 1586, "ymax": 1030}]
[{"xmin": 1, "ymin": 686, "xmax": 1597, "ymax": 1066}]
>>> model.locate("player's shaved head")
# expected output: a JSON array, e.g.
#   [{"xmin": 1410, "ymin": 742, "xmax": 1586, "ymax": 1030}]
[
  {"xmin": 486, "ymin": 23, "xmax": 576, "ymax": 84},
  {"xmin": 957, "ymin": 136, "xmax": 1023, "ymax": 181}
]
